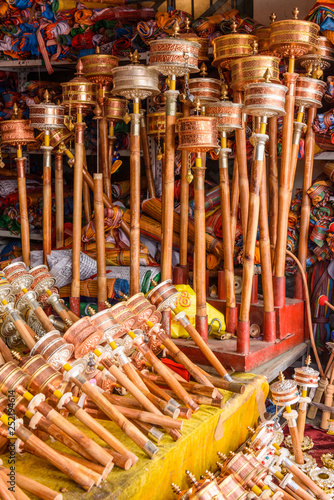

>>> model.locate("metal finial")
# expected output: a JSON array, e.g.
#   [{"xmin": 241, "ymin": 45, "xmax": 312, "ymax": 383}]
[
  {"xmin": 34, "ymin": 335, "xmax": 40, "ymax": 342},
  {"xmin": 217, "ymin": 452, "xmax": 227, "ymax": 460},
  {"xmin": 292, "ymin": 7, "xmax": 299, "ymax": 19},
  {"xmin": 95, "ymin": 45, "xmax": 101, "ymax": 54},
  {"xmin": 231, "ymin": 19, "xmax": 238, "ymax": 33},
  {"xmin": 185, "ymin": 18, "xmax": 191, "ymax": 33},
  {"xmin": 305, "ymin": 355, "xmax": 311, "ymax": 366},
  {"xmin": 104, "ymin": 301, "xmax": 112, "ymax": 309},
  {"xmin": 193, "ymin": 96, "xmax": 201, "ymax": 114},
  {"xmin": 87, "ymin": 352, "xmax": 96, "ymax": 370},
  {"xmin": 305, "ymin": 63, "xmax": 313, "ymax": 77},
  {"xmin": 129, "ymin": 50, "xmax": 140, "ymax": 65},
  {"xmin": 247, "ymin": 426, "xmax": 255, "ymax": 434},
  {"xmin": 151, "ymin": 279, "xmax": 158, "ymax": 287},
  {"xmin": 278, "ymin": 371, "xmax": 285, "ymax": 383},
  {"xmin": 229, "ymin": 451, "xmax": 236, "ymax": 457},
  {"xmin": 263, "ymin": 68, "xmax": 272, "ymax": 83},
  {"xmin": 43, "ymin": 90, "xmax": 50, "ymax": 103},
  {"xmin": 94, "ymin": 103, "xmax": 102, "ymax": 118},
  {"xmin": 221, "ymin": 82, "xmax": 229, "ymax": 101},
  {"xmin": 251, "ymin": 40, "xmax": 258, "ymax": 55},
  {"xmin": 200, "ymin": 62, "xmax": 208, "ymax": 77},
  {"xmin": 270, "ymin": 13, "xmax": 277, "ymax": 23},
  {"xmin": 11, "ymin": 350, "xmax": 22, "ymax": 361},
  {"xmin": 87, "ymin": 306, "xmax": 95, "ymax": 317},
  {"xmin": 12, "ymin": 103, "xmax": 18, "ymax": 119},
  {"xmin": 216, "ymin": 461, "xmax": 224, "ymax": 470},
  {"xmin": 64, "ymin": 318, "xmax": 73, "ymax": 327},
  {"xmin": 76, "ymin": 59, "xmax": 84, "ymax": 76},
  {"xmin": 171, "ymin": 483, "xmax": 181, "ymax": 494},
  {"xmin": 185, "ymin": 470, "xmax": 197, "ymax": 485},
  {"xmin": 172, "ymin": 20, "xmax": 180, "ymax": 37},
  {"xmin": 243, "ymin": 445, "xmax": 253, "ymax": 454},
  {"xmin": 205, "ymin": 470, "xmax": 215, "ymax": 480},
  {"xmin": 313, "ymin": 66, "xmax": 323, "ymax": 80}
]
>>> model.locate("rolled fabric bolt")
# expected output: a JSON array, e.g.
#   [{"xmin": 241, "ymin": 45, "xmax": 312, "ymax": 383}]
[{"xmin": 0, "ymin": 466, "xmax": 62, "ymax": 500}]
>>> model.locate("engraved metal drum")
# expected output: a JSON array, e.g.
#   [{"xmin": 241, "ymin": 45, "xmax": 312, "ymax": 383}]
[
  {"xmin": 270, "ymin": 378, "xmax": 299, "ymax": 406},
  {"xmin": 294, "ymin": 366, "xmax": 319, "ymax": 388},
  {"xmin": 104, "ymin": 97, "xmax": 127, "ymax": 122},
  {"xmin": 109, "ymin": 303, "xmax": 138, "ymax": 335},
  {"xmin": 205, "ymin": 101, "xmax": 243, "ymax": 132},
  {"xmin": 0, "ymin": 362, "xmax": 30, "ymax": 394},
  {"xmin": 178, "ymin": 116, "xmax": 218, "ymax": 152},
  {"xmin": 147, "ymin": 110, "xmax": 183, "ymax": 137},
  {"xmin": 269, "ymin": 19, "xmax": 319, "ymax": 58},
  {"xmin": 212, "ymin": 34, "xmax": 258, "ymax": 69},
  {"xmin": 90, "ymin": 309, "xmax": 120, "ymax": 343},
  {"xmin": 63, "ymin": 317, "xmax": 104, "ymax": 359},
  {"xmin": 0, "ymin": 119, "xmax": 35, "ymax": 147},
  {"xmin": 126, "ymin": 293, "xmax": 156, "ymax": 325},
  {"xmin": 230, "ymin": 55, "xmax": 280, "ymax": 91},
  {"xmin": 294, "ymin": 76, "xmax": 326, "ymax": 108},
  {"xmin": 22, "ymin": 355, "xmax": 63, "ymax": 395},
  {"xmin": 244, "ymin": 82, "xmax": 288, "ymax": 117},
  {"xmin": 29, "ymin": 102, "xmax": 65, "ymax": 131},
  {"xmin": 61, "ymin": 63, "xmax": 97, "ymax": 111},
  {"xmin": 80, "ymin": 53, "xmax": 119, "ymax": 85},
  {"xmin": 188, "ymin": 78, "xmax": 221, "ymax": 103},
  {"xmin": 149, "ymin": 38, "xmax": 200, "ymax": 76},
  {"xmin": 297, "ymin": 36, "xmax": 334, "ymax": 71},
  {"xmin": 255, "ymin": 27, "xmax": 273, "ymax": 55},
  {"xmin": 111, "ymin": 65, "xmax": 160, "ymax": 101},
  {"xmin": 146, "ymin": 279, "xmax": 181, "ymax": 311},
  {"xmin": 179, "ymin": 32, "xmax": 209, "ymax": 61}
]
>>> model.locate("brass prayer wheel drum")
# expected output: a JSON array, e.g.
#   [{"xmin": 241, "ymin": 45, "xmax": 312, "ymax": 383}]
[
  {"xmin": 178, "ymin": 116, "xmax": 218, "ymax": 152},
  {"xmin": 109, "ymin": 303, "xmax": 138, "ymax": 335},
  {"xmin": 188, "ymin": 78, "xmax": 221, "ymax": 103},
  {"xmin": 205, "ymin": 101, "xmax": 243, "ymax": 132},
  {"xmin": 294, "ymin": 366, "xmax": 320, "ymax": 388},
  {"xmin": 244, "ymin": 82, "xmax": 288, "ymax": 117},
  {"xmin": 179, "ymin": 26, "xmax": 209, "ymax": 62},
  {"xmin": 30, "ymin": 330, "xmax": 74, "ymax": 369},
  {"xmin": 149, "ymin": 38, "xmax": 200, "ymax": 76},
  {"xmin": 218, "ymin": 474, "xmax": 248, "ymax": 500},
  {"xmin": 104, "ymin": 97, "xmax": 127, "ymax": 122},
  {"xmin": 146, "ymin": 279, "xmax": 181, "ymax": 311},
  {"xmin": 80, "ymin": 53, "xmax": 119, "ymax": 85},
  {"xmin": 212, "ymin": 33, "xmax": 258, "ymax": 69},
  {"xmin": 22, "ymin": 355, "xmax": 63, "ymax": 396},
  {"xmin": 111, "ymin": 65, "xmax": 160, "ymax": 101},
  {"xmin": 147, "ymin": 110, "xmax": 183, "ymax": 137},
  {"xmin": 3, "ymin": 262, "xmax": 27, "ymax": 277},
  {"xmin": 255, "ymin": 27, "xmax": 273, "ymax": 55},
  {"xmin": 0, "ymin": 362, "xmax": 30, "ymax": 394},
  {"xmin": 294, "ymin": 77, "xmax": 326, "ymax": 108},
  {"xmin": 126, "ymin": 293, "xmax": 156, "ymax": 325},
  {"xmin": 230, "ymin": 55, "xmax": 280, "ymax": 91},
  {"xmin": 89, "ymin": 309, "xmax": 120, "ymax": 342},
  {"xmin": 225, "ymin": 452, "xmax": 267, "ymax": 486},
  {"xmin": 29, "ymin": 266, "xmax": 56, "ymax": 295},
  {"xmin": 35, "ymin": 128, "xmax": 74, "ymax": 150},
  {"xmin": 297, "ymin": 36, "xmax": 334, "ymax": 71},
  {"xmin": 3, "ymin": 265, "xmax": 33, "ymax": 294},
  {"xmin": 269, "ymin": 13, "xmax": 319, "ymax": 58},
  {"xmin": 61, "ymin": 60, "xmax": 97, "ymax": 111},
  {"xmin": 29, "ymin": 101, "xmax": 65, "ymax": 131},
  {"xmin": 0, "ymin": 119, "xmax": 35, "ymax": 147},
  {"xmin": 270, "ymin": 378, "xmax": 300, "ymax": 406},
  {"xmin": 63, "ymin": 317, "xmax": 103, "ymax": 359}
]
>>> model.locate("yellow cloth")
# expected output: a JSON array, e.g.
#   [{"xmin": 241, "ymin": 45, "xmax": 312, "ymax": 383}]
[{"xmin": 0, "ymin": 374, "xmax": 268, "ymax": 499}]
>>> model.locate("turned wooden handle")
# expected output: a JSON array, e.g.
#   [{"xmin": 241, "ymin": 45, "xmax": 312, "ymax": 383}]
[
  {"xmin": 38, "ymin": 403, "xmax": 113, "ymax": 468},
  {"xmin": 17, "ymin": 427, "xmax": 94, "ymax": 491},
  {"xmin": 0, "ymin": 469, "xmax": 31, "ymax": 500},
  {"xmin": 105, "ymin": 449, "xmax": 133, "ymax": 471},
  {"xmin": 33, "ymin": 306, "xmax": 54, "ymax": 332},
  {"xmin": 307, "ymin": 378, "xmax": 327, "ymax": 419},
  {"xmin": 288, "ymin": 424, "xmax": 304, "ymax": 465},
  {"xmin": 58, "ymin": 451, "xmax": 110, "ymax": 479},
  {"xmin": 80, "ymin": 380, "xmax": 154, "ymax": 457},
  {"xmin": 13, "ymin": 319, "xmax": 36, "ymax": 350},
  {"xmin": 184, "ymin": 322, "xmax": 228, "ymax": 377},
  {"xmin": 320, "ymin": 384, "xmax": 334, "ymax": 430},
  {"xmin": 65, "ymin": 400, "xmax": 134, "ymax": 463},
  {"xmin": 287, "ymin": 462, "xmax": 331, "ymax": 500},
  {"xmin": 297, "ymin": 408, "xmax": 307, "ymax": 442},
  {"xmin": 0, "ymin": 470, "xmax": 16, "ymax": 500},
  {"xmin": 0, "ymin": 466, "xmax": 62, "ymax": 500}
]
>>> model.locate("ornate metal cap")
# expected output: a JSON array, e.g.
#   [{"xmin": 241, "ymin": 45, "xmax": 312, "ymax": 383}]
[
  {"xmin": 29, "ymin": 90, "xmax": 65, "ymax": 132},
  {"xmin": 149, "ymin": 37, "xmax": 200, "ymax": 77},
  {"xmin": 111, "ymin": 62, "xmax": 160, "ymax": 101},
  {"xmin": 61, "ymin": 60, "xmax": 97, "ymax": 110}
]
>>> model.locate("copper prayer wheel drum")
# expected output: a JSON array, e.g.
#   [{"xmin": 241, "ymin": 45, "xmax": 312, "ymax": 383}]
[
  {"xmin": 149, "ymin": 38, "xmax": 200, "ymax": 76},
  {"xmin": 0, "ymin": 274, "xmax": 12, "ymax": 301},
  {"xmin": 0, "ymin": 119, "xmax": 35, "ymax": 147},
  {"xmin": 36, "ymin": 128, "xmax": 74, "ymax": 150},
  {"xmin": 219, "ymin": 474, "xmax": 248, "ymax": 500},
  {"xmin": 297, "ymin": 36, "xmax": 334, "ymax": 71},
  {"xmin": 3, "ymin": 262, "xmax": 26, "ymax": 277},
  {"xmin": 104, "ymin": 97, "xmax": 127, "ymax": 122},
  {"xmin": 126, "ymin": 293, "xmax": 156, "ymax": 324},
  {"xmin": 0, "ymin": 395, "xmax": 8, "ymax": 412},
  {"xmin": 146, "ymin": 279, "xmax": 181, "ymax": 311},
  {"xmin": 188, "ymin": 78, "xmax": 221, "ymax": 103},
  {"xmin": 29, "ymin": 265, "xmax": 49, "ymax": 278},
  {"xmin": 147, "ymin": 110, "xmax": 183, "ymax": 137},
  {"xmin": 111, "ymin": 65, "xmax": 160, "ymax": 100},
  {"xmin": 80, "ymin": 53, "xmax": 119, "ymax": 85},
  {"xmin": 269, "ymin": 18, "xmax": 319, "ymax": 58},
  {"xmin": 29, "ymin": 102, "xmax": 65, "ymax": 131},
  {"xmin": 21, "ymin": 355, "xmax": 63, "ymax": 396},
  {"xmin": 29, "ymin": 266, "xmax": 56, "ymax": 295},
  {"xmin": 255, "ymin": 27, "xmax": 273, "ymax": 55},
  {"xmin": 30, "ymin": 330, "xmax": 74, "ymax": 369},
  {"xmin": 179, "ymin": 32, "xmax": 209, "ymax": 61},
  {"xmin": 109, "ymin": 303, "xmax": 138, "ymax": 335},
  {"xmin": 0, "ymin": 362, "xmax": 29, "ymax": 394},
  {"xmin": 63, "ymin": 317, "xmax": 103, "ymax": 359},
  {"xmin": 244, "ymin": 82, "xmax": 288, "ymax": 117},
  {"xmin": 270, "ymin": 378, "xmax": 299, "ymax": 406},
  {"xmin": 294, "ymin": 366, "xmax": 319, "ymax": 388},
  {"xmin": 61, "ymin": 63, "xmax": 97, "ymax": 111},
  {"xmin": 178, "ymin": 116, "xmax": 218, "ymax": 152},
  {"xmin": 90, "ymin": 309, "xmax": 120, "ymax": 342},
  {"xmin": 294, "ymin": 77, "xmax": 326, "ymax": 108},
  {"xmin": 212, "ymin": 34, "xmax": 258, "ymax": 69},
  {"xmin": 225, "ymin": 453, "xmax": 264, "ymax": 486},
  {"xmin": 230, "ymin": 55, "xmax": 280, "ymax": 91},
  {"xmin": 205, "ymin": 101, "xmax": 243, "ymax": 132}
]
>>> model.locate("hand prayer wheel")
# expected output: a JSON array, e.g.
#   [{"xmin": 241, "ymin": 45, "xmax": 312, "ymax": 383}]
[
  {"xmin": 149, "ymin": 37, "xmax": 200, "ymax": 77},
  {"xmin": 177, "ymin": 116, "xmax": 218, "ymax": 152},
  {"xmin": 61, "ymin": 62, "xmax": 97, "ymax": 112},
  {"xmin": 29, "ymin": 93, "xmax": 65, "ymax": 132},
  {"xmin": 63, "ymin": 317, "xmax": 104, "ymax": 359},
  {"xmin": 89, "ymin": 308, "xmax": 121, "ymax": 343},
  {"xmin": 230, "ymin": 54, "xmax": 280, "ymax": 91},
  {"xmin": 30, "ymin": 330, "xmax": 74, "ymax": 369},
  {"xmin": 179, "ymin": 18, "xmax": 209, "ymax": 62},
  {"xmin": 294, "ymin": 76, "xmax": 326, "ymax": 108},
  {"xmin": 297, "ymin": 36, "xmax": 334, "ymax": 72},
  {"xmin": 80, "ymin": 48, "xmax": 119, "ymax": 86}
]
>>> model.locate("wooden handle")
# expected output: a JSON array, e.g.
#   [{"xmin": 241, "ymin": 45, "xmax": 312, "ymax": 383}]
[
  {"xmin": 94, "ymin": 173, "xmax": 107, "ymax": 310},
  {"xmin": 0, "ymin": 466, "xmax": 62, "ymax": 500},
  {"xmin": 288, "ymin": 423, "xmax": 304, "ymax": 465},
  {"xmin": 286, "ymin": 462, "xmax": 331, "ymax": 500},
  {"xmin": 320, "ymin": 384, "xmax": 334, "ymax": 430},
  {"xmin": 38, "ymin": 402, "xmax": 113, "ymax": 468},
  {"xmin": 16, "ymin": 158, "xmax": 30, "ymax": 266},
  {"xmin": 0, "ymin": 469, "xmax": 30, "ymax": 500},
  {"xmin": 105, "ymin": 450, "xmax": 133, "ymax": 470},
  {"xmin": 99, "ymin": 117, "xmax": 112, "ymax": 202},
  {"xmin": 307, "ymin": 378, "xmax": 328, "ymax": 419},
  {"xmin": 33, "ymin": 306, "xmax": 54, "ymax": 332},
  {"xmin": 42, "ymin": 150, "xmax": 52, "ymax": 264},
  {"xmin": 297, "ymin": 408, "xmax": 307, "ymax": 442},
  {"xmin": 130, "ymin": 122, "xmax": 141, "ymax": 295},
  {"xmin": 140, "ymin": 113, "xmax": 155, "ymax": 198},
  {"xmin": 58, "ymin": 451, "xmax": 110, "ymax": 479},
  {"xmin": 0, "ymin": 470, "xmax": 16, "ymax": 500},
  {"xmin": 54, "ymin": 152, "xmax": 64, "ymax": 248},
  {"xmin": 146, "ymin": 374, "xmax": 217, "ymax": 398},
  {"xmin": 183, "ymin": 322, "xmax": 228, "ymax": 377},
  {"xmin": 13, "ymin": 318, "xmax": 36, "ymax": 350},
  {"xmin": 16, "ymin": 426, "xmax": 94, "ymax": 491}
]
